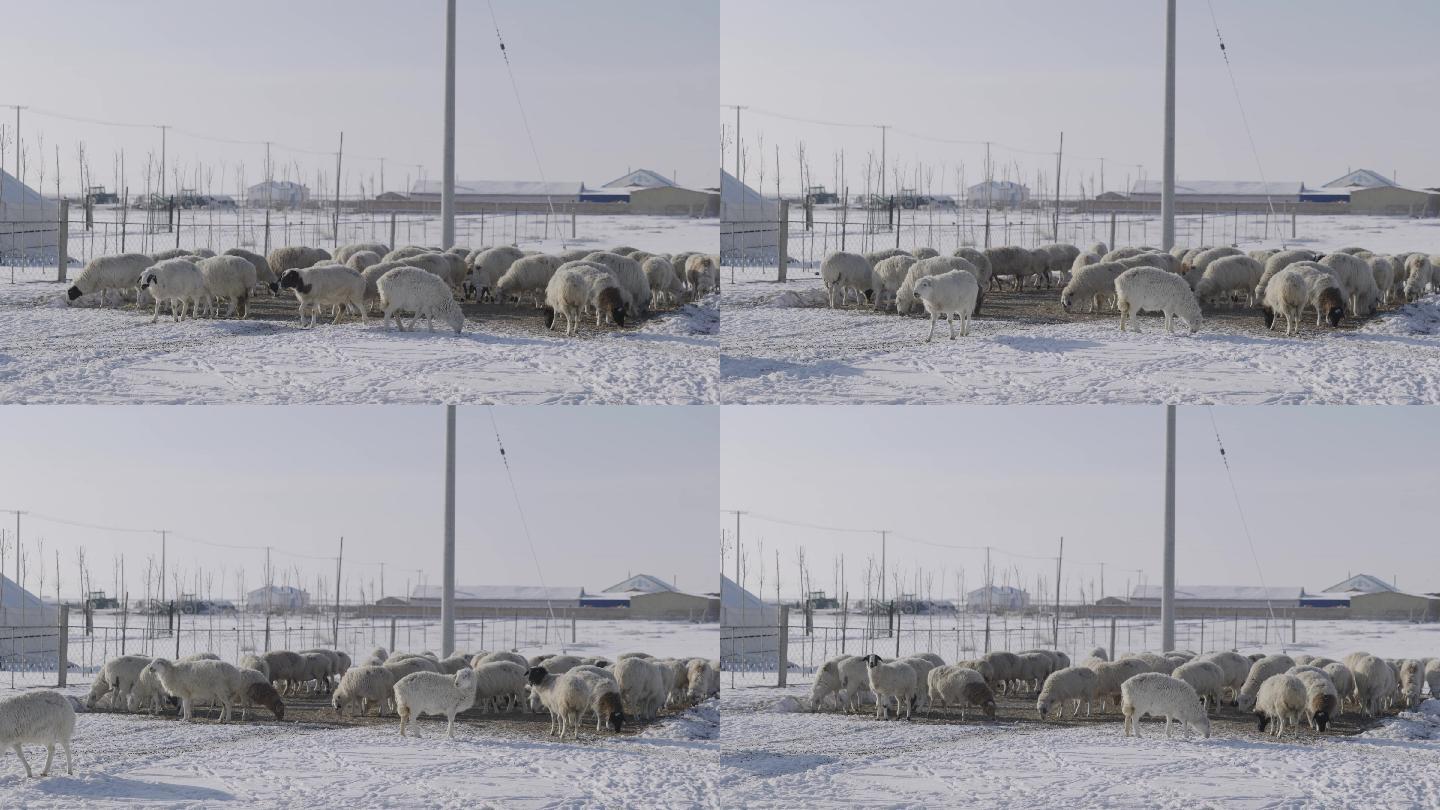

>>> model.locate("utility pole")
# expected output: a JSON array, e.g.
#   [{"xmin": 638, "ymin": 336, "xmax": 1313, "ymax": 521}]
[
  {"xmin": 4, "ymin": 511, "xmax": 24, "ymax": 627},
  {"xmin": 334, "ymin": 537, "xmax": 344, "ymax": 645},
  {"xmin": 1161, "ymin": 0, "xmax": 1177, "ymax": 250},
  {"xmin": 1054, "ymin": 537, "xmax": 1064, "ymax": 647},
  {"xmin": 878, "ymin": 530, "xmax": 888, "ymax": 608},
  {"xmin": 1053, "ymin": 132, "xmax": 1064, "ymax": 238},
  {"xmin": 264, "ymin": 547, "xmax": 272, "ymax": 615},
  {"xmin": 440, "ymin": 0, "xmax": 457, "ymax": 249},
  {"xmin": 984, "ymin": 141, "xmax": 992, "ymax": 209},
  {"xmin": 158, "ymin": 125, "xmax": 169, "ymax": 205},
  {"xmin": 156, "ymin": 530, "xmax": 168, "ymax": 607},
  {"xmin": 10, "ymin": 106, "xmax": 25, "ymax": 221},
  {"xmin": 441, "ymin": 404, "xmax": 457, "ymax": 657},
  {"xmin": 878, "ymin": 125, "xmax": 889, "ymax": 206},
  {"xmin": 1161, "ymin": 405, "xmax": 1177, "ymax": 651},
  {"xmin": 333, "ymin": 132, "xmax": 344, "ymax": 246}
]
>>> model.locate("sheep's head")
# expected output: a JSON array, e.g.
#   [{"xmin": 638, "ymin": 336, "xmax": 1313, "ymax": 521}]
[
  {"xmin": 863, "ymin": 654, "xmax": 883, "ymax": 669},
  {"xmin": 1061, "ymin": 291, "xmax": 1075, "ymax": 312},
  {"xmin": 1320, "ymin": 289, "xmax": 1346, "ymax": 327},
  {"xmin": 1237, "ymin": 693, "xmax": 1258, "ymax": 712},
  {"xmin": 331, "ymin": 691, "xmax": 345, "ymax": 716},
  {"xmin": 454, "ymin": 668, "xmax": 478, "ymax": 690},
  {"xmin": 1313, "ymin": 708, "xmax": 1330, "ymax": 732},
  {"xmin": 526, "ymin": 666, "xmax": 549, "ymax": 686},
  {"xmin": 598, "ymin": 287, "xmax": 627, "ymax": 328},
  {"xmin": 66, "ymin": 285, "xmax": 84, "ymax": 302},
  {"xmin": 445, "ymin": 306, "xmax": 465, "ymax": 335},
  {"xmin": 912, "ymin": 278, "xmax": 934, "ymax": 299},
  {"xmin": 542, "ymin": 306, "xmax": 557, "ymax": 329},
  {"xmin": 1036, "ymin": 698, "xmax": 1051, "ymax": 720},
  {"xmin": 268, "ymin": 281, "xmax": 280, "ymax": 294},
  {"xmin": 138, "ymin": 270, "xmax": 157, "ymax": 290},
  {"xmin": 278, "ymin": 269, "xmax": 309, "ymax": 294},
  {"xmin": 981, "ymin": 698, "xmax": 997, "ymax": 718}
]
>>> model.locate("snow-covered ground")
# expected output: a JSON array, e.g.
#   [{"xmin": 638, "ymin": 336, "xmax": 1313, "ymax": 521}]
[
  {"xmin": 0, "ymin": 212, "xmax": 718, "ymax": 405},
  {"xmin": 720, "ymin": 619, "xmax": 1440, "ymax": 809},
  {"xmin": 722, "ymin": 214, "xmax": 1440, "ymax": 405},
  {"xmin": 0, "ymin": 618, "xmax": 720, "ymax": 807}
]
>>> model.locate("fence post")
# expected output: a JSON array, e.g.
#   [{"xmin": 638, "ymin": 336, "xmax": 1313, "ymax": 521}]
[
  {"xmin": 389, "ymin": 212, "xmax": 397, "ymax": 250},
  {"xmin": 1291, "ymin": 209, "xmax": 1297, "ymax": 239},
  {"xmin": 984, "ymin": 209, "xmax": 992, "ymax": 249},
  {"xmin": 56, "ymin": 201, "xmax": 70, "ymax": 283},
  {"xmin": 777, "ymin": 606, "xmax": 789, "ymax": 687},
  {"xmin": 984, "ymin": 613, "xmax": 991, "ymax": 653},
  {"xmin": 777, "ymin": 201, "xmax": 789, "ymax": 283},
  {"xmin": 57, "ymin": 606, "xmax": 70, "ymax": 687},
  {"xmin": 263, "ymin": 210, "xmax": 272, "ymax": 257},
  {"xmin": 175, "ymin": 207, "xmax": 181, "ymax": 249},
  {"xmin": 1109, "ymin": 616, "xmax": 1117, "ymax": 659},
  {"xmin": 571, "ymin": 614, "xmax": 577, "ymax": 645},
  {"xmin": 175, "ymin": 609, "xmax": 182, "ymax": 659},
  {"xmin": 1108, "ymin": 212, "xmax": 1117, "ymax": 251},
  {"xmin": 389, "ymin": 617, "xmax": 397, "ymax": 653},
  {"xmin": 894, "ymin": 610, "xmax": 901, "ymax": 659},
  {"xmin": 264, "ymin": 614, "xmax": 271, "ymax": 652},
  {"xmin": 1291, "ymin": 613, "xmax": 1297, "ymax": 645}
]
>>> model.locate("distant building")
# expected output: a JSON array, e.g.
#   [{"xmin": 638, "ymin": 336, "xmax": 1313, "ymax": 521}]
[
  {"xmin": 409, "ymin": 180, "xmax": 582, "ymax": 205},
  {"xmin": 585, "ymin": 574, "xmax": 719, "ymax": 621},
  {"xmin": 1348, "ymin": 185, "xmax": 1440, "ymax": 216},
  {"xmin": 246, "ymin": 585, "xmax": 311, "ymax": 612},
  {"xmin": 1129, "ymin": 584, "xmax": 1303, "ymax": 610},
  {"xmin": 0, "ymin": 168, "xmax": 60, "ymax": 261},
  {"xmin": 721, "ymin": 574, "xmax": 779, "ymax": 667},
  {"xmin": 246, "ymin": 180, "xmax": 310, "ymax": 209},
  {"xmin": 966, "ymin": 180, "xmax": 1030, "ymax": 208},
  {"xmin": 1322, "ymin": 574, "xmax": 1397, "ymax": 594},
  {"xmin": 721, "ymin": 169, "xmax": 780, "ymax": 261},
  {"xmin": 581, "ymin": 170, "xmax": 717, "ymax": 215},
  {"xmin": 966, "ymin": 585, "xmax": 1030, "ymax": 612},
  {"xmin": 1130, "ymin": 180, "xmax": 1303, "ymax": 204},
  {"xmin": 1322, "ymin": 169, "xmax": 1396, "ymax": 189},
  {"xmin": 0, "ymin": 573, "xmax": 60, "ymax": 661},
  {"xmin": 1349, "ymin": 591, "xmax": 1440, "ymax": 621},
  {"xmin": 602, "ymin": 169, "xmax": 677, "ymax": 189},
  {"xmin": 409, "ymin": 585, "xmax": 583, "ymax": 610}
]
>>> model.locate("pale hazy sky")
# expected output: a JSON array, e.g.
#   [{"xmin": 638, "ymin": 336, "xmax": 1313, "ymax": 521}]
[
  {"xmin": 721, "ymin": 406, "xmax": 1440, "ymax": 602},
  {"xmin": 3, "ymin": 0, "xmax": 718, "ymax": 196},
  {"xmin": 722, "ymin": 0, "xmax": 1440, "ymax": 196},
  {"xmin": 0, "ymin": 406, "xmax": 718, "ymax": 603}
]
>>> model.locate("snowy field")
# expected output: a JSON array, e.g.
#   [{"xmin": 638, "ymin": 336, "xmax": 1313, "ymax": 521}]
[
  {"xmin": 0, "ymin": 618, "xmax": 720, "ymax": 808},
  {"xmin": 0, "ymin": 212, "xmax": 718, "ymax": 405},
  {"xmin": 720, "ymin": 619, "xmax": 1440, "ymax": 809},
  {"xmin": 722, "ymin": 214, "xmax": 1440, "ymax": 405}
]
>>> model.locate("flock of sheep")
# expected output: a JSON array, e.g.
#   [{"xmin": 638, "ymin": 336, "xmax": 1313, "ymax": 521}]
[
  {"xmin": 62, "ymin": 242, "xmax": 720, "ymax": 337},
  {"xmin": 0, "ymin": 645, "xmax": 719, "ymax": 777},
  {"xmin": 817, "ymin": 241, "xmax": 1440, "ymax": 340},
  {"xmin": 807, "ymin": 646, "xmax": 1439, "ymax": 741}
]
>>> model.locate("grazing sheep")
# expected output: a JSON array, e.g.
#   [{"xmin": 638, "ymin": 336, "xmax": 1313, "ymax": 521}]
[
  {"xmin": 1121, "ymin": 672, "xmax": 1211, "ymax": 739},
  {"xmin": 895, "ymin": 256, "xmax": 979, "ymax": 315},
  {"xmin": 543, "ymin": 262, "xmax": 629, "ymax": 335},
  {"xmin": 913, "ymin": 270, "xmax": 980, "ymax": 341},
  {"xmin": 468, "ymin": 246, "xmax": 526, "ymax": 300},
  {"xmin": 1403, "ymin": 254, "xmax": 1434, "ymax": 302},
  {"xmin": 1093, "ymin": 658, "xmax": 1149, "ymax": 712},
  {"xmin": 927, "ymin": 666, "xmax": 996, "ymax": 719},
  {"xmin": 139, "ymin": 258, "xmax": 206, "ymax": 322},
  {"xmin": 365, "ymin": 647, "xmax": 390, "ymax": 667},
  {"xmin": 195, "ymin": 255, "xmax": 258, "ymax": 318},
  {"xmin": 898, "ymin": 657, "xmax": 939, "ymax": 708},
  {"xmin": 1285, "ymin": 262, "xmax": 1348, "ymax": 327},
  {"xmin": 222, "ymin": 248, "xmax": 278, "ymax": 293},
  {"xmin": 345, "ymin": 250, "xmax": 383, "ymax": 273},
  {"xmin": 393, "ymin": 669, "xmax": 478, "ymax": 738},
  {"xmin": 836, "ymin": 655, "xmax": 874, "ymax": 713},
  {"xmin": 1249, "ymin": 249, "xmax": 1278, "ymax": 263},
  {"xmin": 1194, "ymin": 255, "xmax": 1264, "ymax": 306},
  {"xmin": 870, "ymin": 255, "xmax": 920, "ymax": 311},
  {"xmin": 1398, "ymin": 660, "xmax": 1425, "ymax": 709},
  {"xmin": 985, "ymin": 245, "xmax": 1046, "ymax": 290},
  {"xmin": 383, "ymin": 655, "xmax": 442, "ymax": 683},
  {"xmin": 1289, "ymin": 668, "xmax": 1339, "ymax": 731},
  {"xmin": 377, "ymin": 266, "xmax": 465, "ymax": 334},
  {"xmin": 1254, "ymin": 674, "xmax": 1307, "ymax": 737},
  {"xmin": 911, "ymin": 247, "xmax": 940, "ymax": 259},
  {"xmin": 1035, "ymin": 243, "xmax": 1081, "ymax": 285},
  {"xmin": 335, "ymin": 242, "xmax": 390, "ymax": 264},
  {"xmin": 1117, "ymin": 252, "xmax": 1181, "ymax": 274},
  {"xmin": 584, "ymin": 252, "xmax": 652, "ymax": 316},
  {"xmin": 981, "ymin": 651, "xmax": 1021, "ymax": 694},
  {"xmin": 384, "ymin": 245, "xmax": 437, "ymax": 263},
  {"xmin": 526, "ymin": 667, "xmax": 624, "ymax": 740},
  {"xmin": 260, "ymin": 651, "xmax": 302, "ymax": 693},
  {"xmin": 234, "ymin": 671, "xmax": 286, "ymax": 721},
  {"xmin": 1036, "ymin": 667, "xmax": 1099, "ymax": 720},
  {"xmin": 474, "ymin": 651, "xmax": 528, "ymax": 669},
  {"xmin": 1172, "ymin": 659, "xmax": 1226, "ymax": 712},
  {"xmin": 1182, "ymin": 246, "xmax": 1242, "ymax": 284},
  {"xmin": 65, "ymin": 253, "xmax": 155, "ymax": 305},
  {"xmin": 641, "ymin": 256, "xmax": 686, "ymax": 308},
  {"xmin": 1368, "ymin": 255, "xmax": 1397, "ymax": 305},
  {"xmin": 1131, "ymin": 653, "xmax": 1177, "ymax": 675},
  {"xmin": 1262, "ymin": 266, "xmax": 1317, "ymax": 336},
  {"xmin": 1104, "ymin": 246, "xmax": 1147, "ymax": 262},
  {"xmin": 1015, "ymin": 652, "xmax": 1057, "ymax": 693},
  {"xmin": 864, "ymin": 654, "xmax": 918, "ymax": 720},
  {"xmin": 1320, "ymin": 253, "xmax": 1380, "ymax": 317},
  {"xmin": 685, "ymin": 659, "xmax": 718, "ymax": 704},
  {"xmin": 0, "ymin": 691, "xmax": 75, "ymax": 777},
  {"xmin": 279, "ymin": 264, "xmax": 367, "ymax": 327},
  {"xmin": 1254, "ymin": 249, "xmax": 1319, "ymax": 300},
  {"xmin": 1060, "ymin": 261, "xmax": 1127, "ymax": 313},
  {"xmin": 1089, "ymin": 242, "xmax": 1110, "ymax": 256},
  {"xmin": 332, "ymin": 666, "xmax": 398, "ymax": 718},
  {"xmin": 267, "ymin": 246, "xmax": 332, "ymax": 281},
  {"xmin": 1115, "ymin": 266, "xmax": 1202, "ymax": 334},
  {"xmin": 1201, "ymin": 651, "xmax": 1252, "ymax": 703},
  {"xmin": 87, "ymin": 655, "xmax": 152, "ymax": 710},
  {"xmin": 1238, "ymin": 655, "xmax": 1296, "ymax": 711},
  {"xmin": 864, "ymin": 248, "xmax": 911, "ymax": 266},
  {"xmin": 614, "ymin": 655, "xmax": 667, "ymax": 721},
  {"xmin": 470, "ymin": 661, "xmax": 527, "ymax": 713},
  {"xmin": 402, "ymin": 252, "xmax": 468, "ymax": 292},
  {"xmin": 820, "ymin": 252, "xmax": 874, "ymax": 308},
  {"xmin": 684, "ymin": 254, "xmax": 720, "ymax": 295},
  {"xmin": 539, "ymin": 655, "xmax": 584, "ymax": 675},
  {"xmin": 145, "ymin": 658, "xmax": 245, "ymax": 722}
]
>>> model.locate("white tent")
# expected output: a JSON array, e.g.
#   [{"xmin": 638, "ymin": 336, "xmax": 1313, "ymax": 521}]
[
  {"xmin": 0, "ymin": 573, "xmax": 61, "ymax": 662},
  {"xmin": 720, "ymin": 169, "xmax": 780, "ymax": 263},
  {"xmin": 0, "ymin": 168, "xmax": 60, "ymax": 261},
  {"xmin": 721, "ymin": 574, "xmax": 780, "ymax": 667}
]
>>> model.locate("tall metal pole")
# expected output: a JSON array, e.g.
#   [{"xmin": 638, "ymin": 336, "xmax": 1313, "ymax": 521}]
[
  {"xmin": 440, "ymin": 0, "xmax": 457, "ymax": 249},
  {"xmin": 879, "ymin": 530, "xmax": 887, "ymax": 608},
  {"xmin": 441, "ymin": 404, "xmax": 456, "ymax": 657},
  {"xmin": 334, "ymin": 537, "xmax": 344, "ymax": 645},
  {"xmin": 879, "ymin": 126, "xmax": 888, "ymax": 204},
  {"xmin": 159, "ymin": 125, "xmax": 168, "ymax": 204},
  {"xmin": 1053, "ymin": 132, "xmax": 1064, "ymax": 238},
  {"xmin": 1161, "ymin": 0, "xmax": 1177, "ymax": 250},
  {"xmin": 333, "ymin": 132, "xmax": 344, "ymax": 246},
  {"xmin": 1161, "ymin": 405, "xmax": 1177, "ymax": 651},
  {"xmin": 157, "ymin": 530, "xmax": 167, "ymax": 607}
]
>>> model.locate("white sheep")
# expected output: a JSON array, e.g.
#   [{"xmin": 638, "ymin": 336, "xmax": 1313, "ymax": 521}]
[
  {"xmin": 981, "ymin": 651, "xmax": 1022, "ymax": 694},
  {"xmin": 926, "ymin": 666, "xmax": 995, "ymax": 719},
  {"xmin": 331, "ymin": 665, "xmax": 397, "ymax": 717},
  {"xmin": 1092, "ymin": 658, "xmax": 1149, "ymax": 712},
  {"xmin": 1254, "ymin": 249, "xmax": 1318, "ymax": 300},
  {"xmin": 345, "ymin": 250, "xmax": 383, "ymax": 273},
  {"xmin": 0, "ymin": 691, "xmax": 75, "ymax": 777},
  {"xmin": 1199, "ymin": 651, "xmax": 1251, "ymax": 703},
  {"xmin": 1182, "ymin": 246, "xmax": 1242, "ymax": 286},
  {"xmin": 1289, "ymin": 668, "xmax": 1339, "ymax": 731},
  {"xmin": 87, "ymin": 654, "xmax": 152, "ymax": 710},
  {"xmin": 385, "ymin": 245, "xmax": 437, "ymax": 263},
  {"xmin": 223, "ymin": 248, "xmax": 278, "ymax": 293},
  {"xmin": 400, "ymin": 252, "xmax": 467, "ymax": 292},
  {"xmin": 267, "ymin": 246, "xmax": 332, "ymax": 281},
  {"xmin": 913, "ymin": 270, "xmax": 980, "ymax": 341},
  {"xmin": 640, "ymin": 256, "xmax": 686, "ymax": 308},
  {"xmin": 543, "ymin": 262, "xmax": 630, "ymax": 335},
  {"xmin": 1104, "ymin": 246, "xmax": 1147, "ymax": 262},
  {"xmin": 1285, "ymin": 262, "xmax": 1349, "ymax": 327},
  {"xmin": 685, "ymin": 658, "xmax": 718, "ymax": 704},
  {"xmin": 684, "ymin": 254, "xmax": 719, "ymax": 296},
  {"xmin": 1060, "ymin": 261, "xmax": 1126, "ymax": 313},
  {"xmin": 474, "ymin": 650, "xmax": 528, "ymax": 668},
  {"xmin": 870, "ymin": 255, "xmax": 920, "ymax": 311},
  {"xmin": 1194, "ymin": 254, "xmax": 1264, "ymax": 306},
  {"xmin": 1261, "ymin": 266, "xmax": 1312, "ymax": 336},
  {"xmin": 1398, "ymin": 659, "xmax": 1425, "ymax": 709},
  {"xmin": 469, "ymin": 661, "xmax": 528, "ymax": 713},
  {"xmin": 1320, "ymin": 253, "xmax": 1381, "ymax": 316},
  {"xmin": 584, "ymin": 251, "xmax": 652, "ymax": 316},
  {"xmin": 864, "ymin": 654, "xmax": 918, "ymax": 720},
  {"xmin": 279, "ymin": 264, "xmax": 367, "ymax": 327},
  {"xmin": 836, "ymin": 655, "xmax": 874, "ymax": 713},
  {"xmin": 539, "ymin": 655, "xmax": 584, "ymax": 675},
  {"xmin": 1016, "ymin": 651, "xmax": 1057, "ymax": 692},
  {"xmin": 820, "ymin": 252, "xmax": 874, "ymax": 308},
  {"xmin": 1238, "ymin": 654, "xmax": 1296, "ymax": 711},
  {"xmin": 1115, "ymin": 266, "xmax": 1202, "ymax": 334},
  {"xmin": 468, "ymin": 246, "xmax": 526, "ymax": 300},
  {"xmin": 1403, "ymin": 254, "xmax": 1434, "ymax": 302},
  {"xmin": 1120, "ymin": 672, "xmax": 1211, "ymax": 739},
  {"xmin": 232, "ymin": 669, "xmax": 286, "ymax": 721},
  {"xmin": 985, "ymin": 245, "xmax": 1046, "ymax": 290},
  {"xmin": 1089, "ymin": 242, "xmax": 1110, "ymax": 256},
  {"xmin": 895, "ymin": 257, "xmax": 976, "ymax": 315},
  {"xmin": 614, "ymin": 655, "xmax": 667, "ymax": 721},
  {"xmin": 1036, "ymin": 666, "xmax": 1099, "ymax": 719},
  {"xmin": 527, "ymin": 667, "xmax": 624, "ymax": 740},
  {"xmin": 1035, "ymin": 243, "xmax": 1081, "ymax": 285},
  {"xmin": 1368, "ymin": 255, "xmax": 1397, "ymax": 305},
  {"xmin": 1254, "ymin": 673, "xmax": 1307, "ymax": 737},
  {"xmin": 196, "ymin": 255, "xmax": 258, "ymax": 318},
  {"xmin": 66, "ymin": 253, "xmax": 154, "ymax": 306},
  {"xmin": 951, "ymin": 247, "xmax": 992, "ymax": 280},
  {"xmin": 1172, "ymin": 659, "xmax": 1225, "ymax": 712},
  {"xmin": 335, "ymin": 242, "xmax": 390, "ymax": 264},
  {"xmin": 1117, "ymin": 252, "xmax": 1181, "ymax": 275},
  {"xmin": 139, "ymin": 258, "xmax": 207, "ymax": 323},
  {"xmin": 377, "ymin": 266, "xmax": 465, "ymax": 334},
  {"xmin": 383, "ymin": 655, "xmax": 442, "ymax": 683},
  {"xmin": 145, "ymin": 658, "xmax": 246, "ymax": 722},
  {"xmin": 393, "ymin": 668, "xmax": 478, "ymax": 738}
]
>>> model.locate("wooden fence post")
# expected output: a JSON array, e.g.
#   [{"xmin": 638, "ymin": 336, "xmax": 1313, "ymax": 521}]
[
  {"xmin": 56, "ymin": 201, "xmax": 69, "ymax": 283},
  {"xmin": 389, "ymin": 617, "xmax": 397, "ymax": 654},
  {"xmin": 263, "ymin": 210, "xmax": 272, "ymax": 257},
  {"xmin": 57, "ymin": 606, "xmax": 70, "ymax": 687},
  {"xmin": 389, "ymin": 212, "xmax": 397, "ymax": 250},
  {"xmin": 1109, "ymin": 616, "xmax": 1117, "ymax": 659},
  {"xmin": 1109, "ymin": 212, "xmax": 1117, "ymax": 251},
  {"xmin": 777, "ymin": 201, "xmax": 789, "ymax": 283},
  {"xmin": 777, "ymin": 606, "xmax": 789, "ymax": 687},
  {"xmin": 984, "ymin": 209, "xmax": 991, "ymax": 249}
]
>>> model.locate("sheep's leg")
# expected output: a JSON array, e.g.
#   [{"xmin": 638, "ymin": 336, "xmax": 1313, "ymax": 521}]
[
  {"xmin": 61, "ymin": 739, "xmax": 72, "ymax": 775},
  {"xmin": 1163, "ymin": 716, "xmax": 1172, "ymax": 738},
  {"xmin": 446, "ymin": 711, "xmax": 456, "ymax": 739},
  {"xmin": 926, "ymin": 313, "xmax": 938, "ymax": 343},
  {"xmin": 151, "ymin": 297, "xmax": 162, "ymax": 324},
  {"xmin": 13, "ymin": 743, "xmax": 33, "ymax": 777},
  {"xmin": 182, "ymin": 698, "xmax": 193, "ymax": 721}
]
